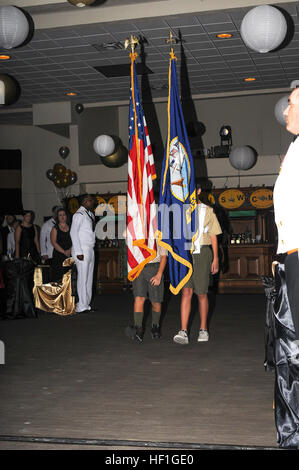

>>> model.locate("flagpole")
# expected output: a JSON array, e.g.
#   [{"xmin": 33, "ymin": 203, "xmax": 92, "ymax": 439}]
[
  {"xmin": 165, "ymin": 30, "xmax": 177, "ymax": 55},
  {"xmin": 124, "ymin": 35, "xmax": 146, "ymax": 242},
  {"xmin": 125, "ymin": 35, "xmax": 158, "ymax": 281},
  {"xmin": 162, "ymin": 31, "xmax": 178, "ymax": 196}
]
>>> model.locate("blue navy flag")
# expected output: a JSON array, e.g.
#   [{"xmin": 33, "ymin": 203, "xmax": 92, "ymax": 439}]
[{"xmin": 158, "ymin": 52, "xmax": 197, "ymax": 295}]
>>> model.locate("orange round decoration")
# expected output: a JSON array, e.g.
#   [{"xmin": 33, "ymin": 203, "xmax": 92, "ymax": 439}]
[
  {"xmin": 68, "ymin": 197, "xmax": 79, "ymax": 214},
  {"xmin": 250, "ymin": 188, "xmax": 273, "ymax": 209},
  {"xmin": 208, "ymin": 193, "xmax": 215, "ymax": 205},
  {"xmin": 94, "ymin": 196, "xmax": 107, "ymax": 216},
  {"xmin": 108, "ymin": 195, "xmax": 126, "ymax": 215},
  {"xmin": 218, "ymin": 189, "xmax": 246, "ymax": 209}
]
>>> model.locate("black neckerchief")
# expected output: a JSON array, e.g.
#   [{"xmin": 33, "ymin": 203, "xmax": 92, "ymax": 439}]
[{"xmin": 84, "ymin": 208, "xmax": 95, "ymax": 231}]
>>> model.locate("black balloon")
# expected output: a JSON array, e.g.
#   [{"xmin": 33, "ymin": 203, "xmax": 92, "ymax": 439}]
[
  {"xmin": 59, "ymin": 146, "xmax": 69, "ymax": 159},
  {"xmin": 46, "ymin": 169, "xmax": 55, "ymax": 181},
  {"xmin": 70, "ymin": 173, "xmax": 77, "ymax": 184},
  {"xmin": 75, "ymin": 103, "xmax": 84, "ymax": 114}
]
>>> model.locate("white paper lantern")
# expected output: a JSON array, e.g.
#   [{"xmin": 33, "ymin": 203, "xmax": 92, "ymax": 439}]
[
  {"xmin": 274, "ymin": 95, "xmax": 289, "ymax": 126},
  {"xmin": 93, "ymin": 135, "xmax": 115, "ymax": 157},
  {"xmin": 0, "ymin": 6, "xmax": 29, "ymax": 49},
  {"xmin": 240, "ymin": 5, "xmax": 287, "ymax": 53},
  {"xmin": 229, "ymin": 146, "xmax": 257, "ymax": 171}
]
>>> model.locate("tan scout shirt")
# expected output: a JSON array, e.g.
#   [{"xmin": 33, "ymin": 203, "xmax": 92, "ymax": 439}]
[
  {"xmin": 193, "ymin": 204, "xmax": 222, "ymax": 253},
  {"xmin": 149, "ymin": 242, "xmax": 168, "ymax": 264}
]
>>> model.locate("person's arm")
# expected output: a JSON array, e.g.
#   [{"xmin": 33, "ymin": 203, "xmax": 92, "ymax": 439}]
[
  {"xmin": 150, "ymin": 255, "xmax": 167, "ymax": 286},
  {"xmin": 7, "ymin": 231, "xmax": 14, "ymax": 255},
  {"xmin": 14, "ymin": 225, "xmax": 21, "ymax": 258},
  {"xmin": 210, "ymin": 234, "xmax": 219, "ymax": 275},
  {"xmin": 70, "ymin": 213, "xmax": 84, "ymax": 260},
  {"xmin": 34, "ymin": 225, "xmax": 41, "ymax": 256},
  {"xmin": 40, "ymin": 222, "xmax": 48, "ymax": 259}
]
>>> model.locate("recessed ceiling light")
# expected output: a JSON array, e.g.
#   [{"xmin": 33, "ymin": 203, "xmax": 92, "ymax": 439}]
[
  {"xmin": 92, "ymin": 42, "xmax": 124, "ymax": 51},
  {"xmin": 216, "ymin": 33, "xmax": 232, "ymax": 39},
  {"xmin": 0, "ymin": 54, "xmax": 10, "ymax": 60},
  {"xmin": 67, "ymin": 0, "xmax": 96, "ymax": 6},
  {"xmin": 66, "ymin": 92, "xmax": 78, "ymax": 96},
  {"xmin": 244, "ymin": 77, "xmax": 256, "ymax": 82}
]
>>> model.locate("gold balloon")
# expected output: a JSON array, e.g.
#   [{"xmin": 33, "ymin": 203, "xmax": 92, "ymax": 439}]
[
  {"xmin": 100, "ymin": 144, "xmax": 128, "ymax": 168},
  {"xmin": 64, "ymin": 169, "xmax": 72, "ymax": 186},
  {"xmin": 62, "ymin": 177, "xmax": 69, "ymax": 188},
  {"xmin": 54, "ymin": 176, "xmax": 63, "ymax": 188},
  {"xmin": 53, "ymin": 163, "xmax": 65, "ymax": 177},
  {"xmin": 58, "ymin": 165, "xmax": 66, "ymax": 175},
  {"xmin": 68, "ymin": 197, "xmax": 79, "ymax": 214}
]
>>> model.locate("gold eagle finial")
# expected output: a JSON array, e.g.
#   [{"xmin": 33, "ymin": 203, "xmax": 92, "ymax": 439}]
[{"xmin": 124, "ymin": 35, "xmax": 139, "ymax": 54}]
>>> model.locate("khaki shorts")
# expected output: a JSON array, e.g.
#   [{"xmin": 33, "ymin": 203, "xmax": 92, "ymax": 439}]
[
  {"xmin": 184, "ymin": 246, "xmax": 212, "ymax": 294},
  {"xmin": 132, "ymin": 263, "xmax": 164, "ymax": 303}
]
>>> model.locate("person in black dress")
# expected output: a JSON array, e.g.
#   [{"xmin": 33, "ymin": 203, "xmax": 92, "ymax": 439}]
[
  {"xmin": 15, "ymin": 210, "xmax": 40, "ymax": 263},
  {"xmin": 7, "ymin": 210, "xmax": 40, "ymax": 318},
  {"xmin": 50, "ymin": 207, "xmax": 72, "ymax": 282}
]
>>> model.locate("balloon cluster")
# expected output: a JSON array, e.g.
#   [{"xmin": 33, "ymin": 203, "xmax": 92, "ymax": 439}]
[{"xmin": 46, "ymin": 164, "xmax": 77, "ymax": 188}]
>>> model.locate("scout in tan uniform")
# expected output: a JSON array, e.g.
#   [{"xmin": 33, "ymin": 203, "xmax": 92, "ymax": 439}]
[
  {"xmin": 174, "ymin": 186, "xmax": 222, "ymax": 345},
  {"xmin": 125, "ymin": 243, "xmax": 168, "ymax": 342}
]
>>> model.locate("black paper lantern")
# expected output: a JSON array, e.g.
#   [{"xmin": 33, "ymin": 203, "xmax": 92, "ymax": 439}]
[
  {"xmin": 100, "ymin": 144, "xmax": 127, "ymax": 168},
  {"xmin": 0, "ymin": 74, "xmax": 20, "ymax": 105}
]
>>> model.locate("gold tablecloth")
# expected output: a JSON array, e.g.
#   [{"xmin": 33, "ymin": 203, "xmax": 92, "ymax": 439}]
[{"xmin": 33, "ymin": 258, "xmax": 75, "ymax": 316}]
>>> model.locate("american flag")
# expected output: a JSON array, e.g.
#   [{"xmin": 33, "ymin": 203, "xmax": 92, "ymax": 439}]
[{"xmin": 127, "ymin": 52, "xmax": 157, "ymax": 282}]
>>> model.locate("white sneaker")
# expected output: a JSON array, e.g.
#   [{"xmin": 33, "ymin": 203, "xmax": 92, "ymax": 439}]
[
  {"xmin": 173, "ymin": 330, "xmax": 189, "ymax": 345},
  {"xmin": 197, "ymin": 329, "xmax": 209, "ymax": 342}
]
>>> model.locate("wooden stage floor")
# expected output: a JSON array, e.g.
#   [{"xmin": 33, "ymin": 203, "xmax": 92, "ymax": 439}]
[{"xmin": 0, "ymin": 291, "xmax": 277, "ymax": 450}]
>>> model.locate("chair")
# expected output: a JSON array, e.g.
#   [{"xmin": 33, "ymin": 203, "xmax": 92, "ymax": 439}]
[{"xmin": 33, "ymin": 258, "xmax": 77, "ymax": 316}]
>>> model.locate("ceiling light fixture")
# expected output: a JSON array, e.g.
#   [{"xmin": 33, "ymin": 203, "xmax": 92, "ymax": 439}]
[
  {"xmin": 244, "ymin": 77, "xmax": 256, "ymax": 82},
  {"xmin": 92, "ymin": 42, "xmax": 124, "ymax": 51},
  {"xmin": 216, "ymin": 33, "xmax": 232, "ymax": 39},
  {"xmin": 0, "ymin": 54, "xmax": 10, "ymax": 60},
  {"xmin": 208, "ymin": 126, "xmax": 232, "ymax": 158},
  {"xmin": 66, "ymin": 92, "xmax": 78, "ymax": 96},
  {"xmin": 67, "ymin": 0, "xmax": 96, "ymax": 7}
]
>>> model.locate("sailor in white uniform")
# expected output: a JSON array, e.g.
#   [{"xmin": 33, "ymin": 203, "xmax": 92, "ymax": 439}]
[
  {"xmin": 40, "ymin": 206, "xmax": 57, "ymax": 261},
  {"xmin": 70, "ymin": 195, "xmax": 96, "ymax": 313},
  {"xmin": 274, "ymin": 86, "xmax": 299, "ymax": 340}
]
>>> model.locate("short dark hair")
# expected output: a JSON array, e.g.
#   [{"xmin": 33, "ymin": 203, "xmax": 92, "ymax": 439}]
[
  {"xmin": 79, "ymin": 194, "xmax": 94, "ymax": 205},
  {"xmin": 196, "ymin": 179, "xmax": 212, "ymax": 192}
]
